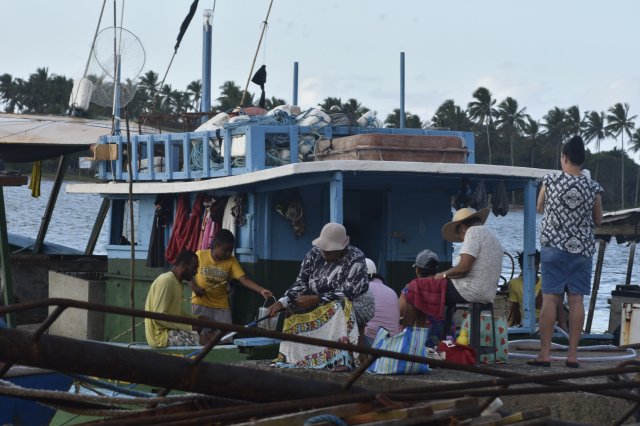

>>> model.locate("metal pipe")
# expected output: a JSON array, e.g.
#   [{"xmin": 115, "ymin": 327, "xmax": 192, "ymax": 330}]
[
  {"xmin": 200, "ymin": 9, "xmax": 212, "ymax": 122},
  {"xmin": 292, "ymin": 61, "xmax": 298, "ymax": 105},
  {"xmin": 34, "ymin": 155, "xmax": 68, "ymax": 254},
  {"xmin": 399, "ymin": 52, "xmax": 405, "ymax": 129},
  {"xmin": 0, "ymin": 327, "xmax": 361, "ymax": 403},
  {"xmin": 625, "ymin": 241, "xmax": 636, "ymax": 286},
  {"xmin": 586, "ymin": 240, "xmax": 607, "ymax": 333},
  {"xmin": 84, "ymin": 197, "xmax": 110, "ymax": 255},
  {"xmin": 0, "ymin": 189, "xmax": 14, "ymax": 327}
]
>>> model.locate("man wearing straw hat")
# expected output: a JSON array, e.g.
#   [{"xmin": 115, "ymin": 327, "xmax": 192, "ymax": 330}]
[{"xmin": 404, "ymin": 207, "xmax": 503, "ymax": 325}]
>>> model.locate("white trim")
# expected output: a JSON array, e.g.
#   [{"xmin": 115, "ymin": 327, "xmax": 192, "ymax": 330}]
[{"xmin": 66, "ymin": 160, "xmax": 552, "ymax": 195}]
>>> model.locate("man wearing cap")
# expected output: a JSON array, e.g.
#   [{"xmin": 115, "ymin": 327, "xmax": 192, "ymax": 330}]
[
  {"xmin": 404, "ymin": 207, "xmax": 503, "ymax": 325},
  {"xmin": 267, "ymin": 222, "xmax": 369, "ymax": 370},
  {"xmin": 398, "ymin": 249, "xmax": 440, "ymax": 317}
]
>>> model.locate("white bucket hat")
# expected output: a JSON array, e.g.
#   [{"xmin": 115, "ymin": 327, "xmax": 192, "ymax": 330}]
[
  {"xmin": 365, "ymin": 258, "xmax": 377, "ymax": 275},
  {"xmin": 312, "ymin": 223, "xmax": 350, "ymax": 251}
]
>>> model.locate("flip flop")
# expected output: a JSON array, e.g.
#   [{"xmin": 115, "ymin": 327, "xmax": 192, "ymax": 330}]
[
  {"xmin": 526, "ymin": 359, "xmax": 551, "ymax": 367},
  {"xmin": 565, "ymin": 361, "xmax": 580, "ymax": 368}
]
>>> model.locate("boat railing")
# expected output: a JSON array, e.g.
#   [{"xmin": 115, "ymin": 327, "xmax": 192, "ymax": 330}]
[{"xmin": 94, "ymin": 125, "xmax": 474, "ymax": 182}]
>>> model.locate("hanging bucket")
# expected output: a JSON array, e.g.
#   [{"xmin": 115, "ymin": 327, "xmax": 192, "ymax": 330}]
[{"xmin": 257, "ymin": 296, "xmax": 279, "ymax": 331}]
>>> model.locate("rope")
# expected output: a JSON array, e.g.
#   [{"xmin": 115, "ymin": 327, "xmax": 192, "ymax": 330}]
[{"xmin": 239, "ymin": 0, "xmax": 274, "ymax": 107}]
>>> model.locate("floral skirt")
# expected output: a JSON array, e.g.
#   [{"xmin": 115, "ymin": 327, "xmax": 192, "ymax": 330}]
[{"xmin": 273, "ymin": 300, "xmax": 359, "ymax": 370}]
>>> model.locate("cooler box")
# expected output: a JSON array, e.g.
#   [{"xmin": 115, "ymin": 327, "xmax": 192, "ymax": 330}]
[
  {"xmin": 608, "ymin": 285, "xmax": 640, "ymax": 334},
  {"xmin": 621, "ymin": 303, "xmax": 640, "ymax": 345}
]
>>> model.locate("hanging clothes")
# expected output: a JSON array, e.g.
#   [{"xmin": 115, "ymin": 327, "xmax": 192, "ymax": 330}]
[
  {"xmin": 222, "ymin": 195, "xmax": 240, "ymax": 236},
  {"xmin": 147, "ymin": 194, "xmax": 174, "ymax": 268},
  {"xmin": 469, "ymin": 179, "xmax": 488, "ymax": 210},
  {"xmin": 165, "ymin": 193, "xmax": 205, "ymax": 264},
  {"xmin": 492, "ymin": 180, "xmax": 509, "ymax": 217}
]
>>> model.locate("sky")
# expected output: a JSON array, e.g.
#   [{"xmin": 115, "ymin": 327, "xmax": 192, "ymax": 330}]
[{"xmin": 2, "ymin": 0, "xmax": 640, "ymax": 160}]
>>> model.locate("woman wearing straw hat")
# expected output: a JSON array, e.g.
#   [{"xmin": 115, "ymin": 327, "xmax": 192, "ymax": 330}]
[
  {"xmin": 403, "ymin": 207, "xmax": 503, "ymax": 326},
  {"xmin": 267, "ymin": 222, "xmax": 369, "ymax": 370}
]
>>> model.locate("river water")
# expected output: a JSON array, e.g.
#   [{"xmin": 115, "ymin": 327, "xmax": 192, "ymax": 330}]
[{"xmin": 4, "ymin": 180, "xmax": 638, "ymax": 333}]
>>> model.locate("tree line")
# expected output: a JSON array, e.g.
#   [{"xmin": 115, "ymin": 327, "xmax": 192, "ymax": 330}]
[{"xmin": 1, "ymin": 68, "xmax": 638, "ymax": 211}]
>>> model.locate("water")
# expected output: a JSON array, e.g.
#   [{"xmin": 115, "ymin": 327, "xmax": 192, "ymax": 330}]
[{"xmin": 3, "ymin": 181, "xmax": 637, "ymax": 333}]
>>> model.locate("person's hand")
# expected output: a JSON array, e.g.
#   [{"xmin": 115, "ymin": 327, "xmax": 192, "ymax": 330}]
[
  {"xmin": 295, "ymin": 295, "xmax": 320, "ymax": 310},
  {"xmin": 190, "ymin": 282, "xmax": 206, "ymax": 297},
  {"xmin": 260, "ymin": 289, "xmax": 274, "ymax": 299},
  {"xmin": 267, "ymin": 301, "xmax": 284, "ymax": 317}
]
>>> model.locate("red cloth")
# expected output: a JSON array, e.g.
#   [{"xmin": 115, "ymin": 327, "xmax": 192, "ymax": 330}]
[
  {"xmin": 405, "ymin": 277, "xmax": 448, "ymax": 320},
  {"xmin": 165, "ymin": 193, "xmax": 204, "ymax": 264}
]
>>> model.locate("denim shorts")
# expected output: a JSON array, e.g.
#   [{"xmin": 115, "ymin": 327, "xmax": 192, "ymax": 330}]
[{"xmin": 540, "ymin": 246, "xmax": 592, "ymax": 295}]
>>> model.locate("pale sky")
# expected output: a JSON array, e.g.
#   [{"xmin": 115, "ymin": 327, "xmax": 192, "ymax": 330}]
[{"xmin": 2, "ymin": 0, "xmax": 639, "ymax": 158}]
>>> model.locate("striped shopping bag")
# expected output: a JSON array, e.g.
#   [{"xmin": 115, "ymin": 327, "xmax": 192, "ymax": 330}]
[{"xmin": 367, "ymin": 326, "xmax": 430, "ymax": 375}]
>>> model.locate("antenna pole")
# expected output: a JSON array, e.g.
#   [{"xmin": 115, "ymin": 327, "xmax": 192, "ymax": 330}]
[
  {"xmin": 292, "ymin": 61, "xmax": 298, "ymax": 106},
  {"xmin": 400, "ymin": 52, "xmax": 405, "ymax": 129},
  {"xmin": 201, "ymin": 9, "xmax": 213, "ymax": 122}
]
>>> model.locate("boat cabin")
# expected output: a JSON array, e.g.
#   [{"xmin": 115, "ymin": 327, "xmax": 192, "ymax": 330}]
[{"xmin": 67, "ymin": 120, "xmax": 548, "ymax": 341}]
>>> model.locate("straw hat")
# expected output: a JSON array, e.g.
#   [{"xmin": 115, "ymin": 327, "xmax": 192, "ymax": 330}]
[
  {"xmin": 312, "ymin": 222, "xmax": 350, "ymax": 251},
  {"xmin": 441, "ymin": 207, "xmax": 490, "ymax": 243}
]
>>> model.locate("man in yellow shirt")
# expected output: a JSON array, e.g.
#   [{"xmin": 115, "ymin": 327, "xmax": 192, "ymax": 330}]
[
  {"xmin": 508, "ymin": 250, "xmax": 542, "ymax": 326},
  {"xmin": 190, "ymin": 229, "xmax": 272, "ymax": 342},
  {"xmin": 145, "ymin": 249, "xmax": 201, "ymax": 348}
]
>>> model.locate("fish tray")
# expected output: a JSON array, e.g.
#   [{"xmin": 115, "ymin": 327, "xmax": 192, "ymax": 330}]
[{"xmin": 315, "ymin": 133, "xmax": 468, "ymax": 163}]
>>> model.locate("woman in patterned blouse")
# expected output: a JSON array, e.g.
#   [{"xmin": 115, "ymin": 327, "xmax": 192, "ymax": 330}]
[
  {"xmin": 268, "ymin": 223, "xmax": 369, "ymax": 370},
  {"xmin": 529, "ymin": 136, "xmax": 603, "ymax": 369}
]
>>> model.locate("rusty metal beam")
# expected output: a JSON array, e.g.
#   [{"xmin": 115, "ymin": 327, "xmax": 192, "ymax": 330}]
[{"xmin": 0, "ymin": 328, "xmax": 362, "ymax": 403}]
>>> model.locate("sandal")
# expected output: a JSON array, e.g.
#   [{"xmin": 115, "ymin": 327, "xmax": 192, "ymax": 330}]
[{"xmin": 526, "ymin": 359, "xmax": 551, "ymax": 367}]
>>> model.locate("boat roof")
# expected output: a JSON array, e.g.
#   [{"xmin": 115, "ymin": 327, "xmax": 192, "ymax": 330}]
[
  {"xmin": 0, "ymin": 113, "xmax": 111, "ymax": 162},
  {"xmin": 596, "ymin": 207, "xmax": 640, "ymax": 243},
  {"xmin": 67, "ymin": 160, "xmax": 551, "ymax": 195}
]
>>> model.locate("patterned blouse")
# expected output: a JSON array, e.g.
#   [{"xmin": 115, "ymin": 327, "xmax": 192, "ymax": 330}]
[
  {"xmin": 540, "ymin": 172, "xmax": 603, "ymax": 257},
  {"xmin": 278, "ymin": 245, "xmax": 369, "ymax": 308}
]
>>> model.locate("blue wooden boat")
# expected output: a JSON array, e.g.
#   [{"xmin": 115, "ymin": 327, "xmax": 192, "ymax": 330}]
[{"xmin": 0, "ymin": 366, "xmax": 73, "ymax": 426}]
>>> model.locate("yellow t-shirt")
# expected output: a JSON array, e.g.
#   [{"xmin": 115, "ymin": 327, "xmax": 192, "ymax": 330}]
[
  {"xmin": 507, "ymin": 275, "xmax": 542, "ymax": 320},
  {"xmin": 144, "ymin": 271, "xmax": 194, "ymax": 348},
  {"xmin": 192, "ymin": 249, "xmax": 245, "ymax": 309}
]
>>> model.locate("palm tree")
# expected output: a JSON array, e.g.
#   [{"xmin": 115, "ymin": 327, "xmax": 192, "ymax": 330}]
[
  {"xmin": 495, "ymin": 97, "xmax": 527, "ymax": 167},
  {"xmin": 385, "ymin": 108, "xmax": 423, "ymax": 128},
  {"xmin": 521, "ymin": 116, "xmax": 543, "ymax": 167},
  {"xmin": 629, "ymin": 128, "xmax": 640, "ymax": 206},
  {"xmin": 467, "ymin": 87, "xmax": 496, "ymax": 164},
  {"xmin": 342, "ymin": 98, "xmax": 369, "ymax": 116},
  {"xmin": 139, "ymin": 70, "xmax": 160, "ymax": 112},
  {"xmin": 564, "ymin": 105, "xmax": 584, "ymax": 137},
  {"xmin": 582, "ymin": 111, "xmax": 607, "ymax": 180},
  {"xmin": 430, "ymin": 100, "xmax": 473, "ymax": 131},
  {"xmin": 186, "ymin": 79, "xmax": 202, "ymax": 111},
  {"xmin": 606, "ymin": 102, "xmax": 637, "ymax": 209},
  {"xmin": 264, "ymin": 96, "xmax": 286, "ymax": 110},
  {"xmin": 0, "ymin": 73, "xmax": 22, "ymax": 113},
  {"xmin": 542, "ymin": 107, "xmax": 567, "ymax": 169},
  {"xmin": 216, "ymin": 81, "xmax": 251, "ymax": 111},
  {"xmin": 318, "ymin": 97, "xmax": 342, "ymax": 112}
]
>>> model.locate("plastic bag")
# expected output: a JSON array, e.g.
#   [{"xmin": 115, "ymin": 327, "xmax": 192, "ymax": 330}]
[{"xmin": 367, "ymin": 327, "xmax": 430, "ymax": 375}]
